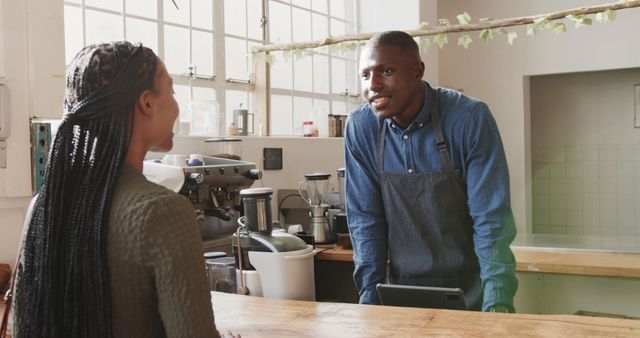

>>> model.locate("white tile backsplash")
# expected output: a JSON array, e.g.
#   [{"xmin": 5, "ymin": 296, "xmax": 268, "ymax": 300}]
[{"xmin": 532, "ymin": 143, "xmax": 640, "ymax": 237}]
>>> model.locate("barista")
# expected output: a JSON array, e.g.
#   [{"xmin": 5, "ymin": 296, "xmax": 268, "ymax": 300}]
[{"xmin": 343, "ymin": 31, "xmax": 518, "ymax": 312}]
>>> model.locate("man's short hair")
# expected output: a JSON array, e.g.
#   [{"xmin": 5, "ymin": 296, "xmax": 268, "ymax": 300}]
[{"xmin": 367, "ymin": 31, "xmax": 419, "ymax": 54}]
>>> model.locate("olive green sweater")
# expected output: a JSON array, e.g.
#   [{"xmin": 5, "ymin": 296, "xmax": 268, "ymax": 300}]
[{"xmin": 108, "ymin": 165, "xmax": 219, "ymax": 338}]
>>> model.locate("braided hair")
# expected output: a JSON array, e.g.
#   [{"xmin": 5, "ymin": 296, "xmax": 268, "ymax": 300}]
[{"xmin": 14, "ymin": 41, "xmax": 158, "ymax": 338}]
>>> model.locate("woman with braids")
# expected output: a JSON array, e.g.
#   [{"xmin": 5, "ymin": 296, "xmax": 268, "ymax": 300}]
[{"xmin": 12, "ymin": 42, "xmax": 221, "ymax": 337}]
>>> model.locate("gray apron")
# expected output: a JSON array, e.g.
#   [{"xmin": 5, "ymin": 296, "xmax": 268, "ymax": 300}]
[{"xmin": 377, "ymin": 85, "xmax": 482, "ymax": 310}]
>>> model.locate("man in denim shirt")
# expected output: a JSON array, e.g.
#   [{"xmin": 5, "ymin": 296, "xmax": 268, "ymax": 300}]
[{"xmin": 344, "ymin": 31, "xmax": 517, "ymax": 312}]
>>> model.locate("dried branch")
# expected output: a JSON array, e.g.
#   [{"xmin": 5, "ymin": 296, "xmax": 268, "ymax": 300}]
[{"xmin": 253, "ymin": 0, "xmax": 640, "ymax": 53}]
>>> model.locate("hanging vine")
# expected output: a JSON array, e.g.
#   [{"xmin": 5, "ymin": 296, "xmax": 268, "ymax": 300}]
[{"xmin": 252, "ymin": 0, "xmax": 640, "ymax": 64}]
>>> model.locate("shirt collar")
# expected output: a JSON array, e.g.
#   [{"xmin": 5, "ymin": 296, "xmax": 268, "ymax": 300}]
[{"xmin": 386, "ymin": 81, "xmax": 431, "ymax": 133}]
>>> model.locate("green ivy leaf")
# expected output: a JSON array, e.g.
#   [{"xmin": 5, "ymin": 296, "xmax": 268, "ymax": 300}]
[
  {"xmin": 596, "ymin": 8, "xmax": 617, "ymax": 23},
  {"xmin": 293, "ymin": 49, "xmax": 303, "ymax": 60},
  {"xmin": 507, "ymin": 31, "xmax": 518, "ymax": 45},
  {"xmin": 345, "ymin": 43, "xmax": 358, "ymax": 51},
  {"xmin": 418, "ymin": 38, "xmax": 431, "ymax": 53},
  {"xmin": 417, "ymin": 21, "xmax": 430, "ymax": 30},
  {"xmin": 282, "ymin": 50, "xmax": 291, "ymax": 62},
  {"xmin": 567, "ymin": 14, "xmax": 593, "ymax": 29},
  {"xmin": 496, "ymin": 28, "xmax": 508, "ymax": 35},
  {"xmin": 457, "ymin": 12, "xmax": 471, "ymax": 25},
  {"xmin": 479, "ymin": 29, "xmax": 494, "ymax": 43},
  {"xmin": 434, "ymin": 33, "xmax": 448, "ymax": 49},
  {"xmin": 438, "ymin": 18, "xmax": 450, "ymax": 26},
  {"xmin": 302, "ymin": 50, "xmax": 315, "ymax": 58},
  {"xmin": 265, "ymin": 53, "xmax": 274, "ymax": 66},
  {"xmin": 551, "ymin": 22, "xmax": 567, "ymax": 35},
  {"xmin": 458, "ymin": 34, "xmax": 472, "ymax": 49},
  {"xmin": 479, "ymin": 17, "xmax": 492, "ymax": 24}
]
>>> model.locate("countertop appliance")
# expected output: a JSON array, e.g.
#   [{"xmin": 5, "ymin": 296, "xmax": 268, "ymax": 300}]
[
  {"xmin": 143, "ymin": 155, "xmax": 262, "ymax": 247},
  {"xmin": 299, "ymin": 172, "xmax": 334, "ymax": 244}
]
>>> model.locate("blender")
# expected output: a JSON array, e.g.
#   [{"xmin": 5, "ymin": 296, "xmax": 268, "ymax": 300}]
[{"xmin": 298, "ymin": 172, "xmax": 334, "ymax": 244}]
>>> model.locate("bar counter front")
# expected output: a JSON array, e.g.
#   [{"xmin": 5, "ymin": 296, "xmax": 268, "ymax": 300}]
[{"xmin": 210, "ymin": 292, "xmax": 640, "ymax": 337}]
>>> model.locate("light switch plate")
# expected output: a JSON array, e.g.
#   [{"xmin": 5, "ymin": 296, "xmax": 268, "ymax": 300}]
[{"xmin": 0, "ymin": 140, "xmax": 6, "ymax": 168}]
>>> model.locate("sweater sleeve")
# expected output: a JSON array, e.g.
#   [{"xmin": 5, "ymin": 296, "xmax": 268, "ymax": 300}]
[{"xmin": 141, "ymin": 194, "xmax": 221, "ymax": 338}]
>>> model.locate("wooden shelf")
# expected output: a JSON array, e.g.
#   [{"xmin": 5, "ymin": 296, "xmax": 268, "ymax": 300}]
[{"xmin": 314, "ymin": 244, "xmax": 640, "ymax": 279}]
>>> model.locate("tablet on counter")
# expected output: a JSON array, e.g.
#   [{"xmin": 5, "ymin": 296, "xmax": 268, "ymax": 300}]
[{"xmin": 376, "ymin": 283, "xmax": 467, "ymax": 310}]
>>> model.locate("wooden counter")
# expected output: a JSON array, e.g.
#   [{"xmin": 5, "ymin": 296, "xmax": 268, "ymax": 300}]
[
  {"xmin": 210, "ymin": 292, "xmax": 640, "ymax": 337},
  {"xmin": 314, "ymin": 245, "xmax": 640, "ymax": 279}
]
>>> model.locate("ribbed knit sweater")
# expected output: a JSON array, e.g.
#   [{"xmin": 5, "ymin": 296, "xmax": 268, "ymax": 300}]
[{"xmin": 108, "ymin": 165, "xmax": 220, "ymax": 337}]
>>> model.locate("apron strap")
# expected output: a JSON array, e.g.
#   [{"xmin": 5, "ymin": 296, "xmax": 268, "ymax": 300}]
[{"xmin": 428, "ymin": 86, "xmax": 455, "ymax": 172}]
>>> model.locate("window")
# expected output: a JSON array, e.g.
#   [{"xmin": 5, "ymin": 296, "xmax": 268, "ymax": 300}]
[{"xmin": 63, "ymin": 0, "xmax": 360, "ymax": 137}]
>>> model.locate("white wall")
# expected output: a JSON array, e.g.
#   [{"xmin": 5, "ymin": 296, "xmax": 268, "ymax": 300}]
[
  {"xmin": 437, "ymin": 0, "xmax": 640, "ymax": 234},
  {"xmin": 0, "ymin": 0, "xmax": 65, "ymax": 266}
]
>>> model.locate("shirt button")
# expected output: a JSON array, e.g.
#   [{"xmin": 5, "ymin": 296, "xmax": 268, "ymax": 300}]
[
  {"xmin": 419, "ymin": 123, "xmax": 424, "ymax": 127},
  {"xmin": 403, "ymin": 134, "xmax": 409, "ymax": 140},
  {"xmin": 408, "ymin": 168, "xmax": 414, "ymax": 174}
]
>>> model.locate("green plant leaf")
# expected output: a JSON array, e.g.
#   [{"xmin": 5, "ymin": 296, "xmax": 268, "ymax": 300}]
[
  {"xmin": 265, "ymin": 53, "xmax": 274, "ymax": 66},
  {"xmin": 496, "ymin": 28, "xmax": 508, "ymax": 35},
  {"xmin": 418, "ymin": 38, "xmax": 431, "ymax": 53},
  {"xmin": 457, "ymin": 12, "xmax": 471, "ymax": 25},
  {"xmin": 282, "ymin": 50, "xmax": 291, "ymax": 62},
  {"xmin": 507, "ymin": 31, "xmax": 518, "ymax": 45},
  {"xmin": 479, "ymin": 17, "xmax": 492, "ymax": 23},
  {"xmin": 438, "ymin": 18, "xmax": 450, "ymax": 26},
  {"xmin": 434, "ymin": 33, "xmax": 448, "ymax": 49},
  {"xmin": 458, "ymin": 34, "xmax": 472, "ymax": 49},
  {"xmin": 596, "ymin": 9, "xmax": 617, "ymax": 23},
  {"xmin": 567, "ymin": 14, "xmax": 593, "ymax": 29},
  {"xmin": 417, "ymin": 21, "xmax": 430, "ymax": 30},
  {"xmin": 551, "ymin": 22, "xmax": 567, "ymax": 35},
  {"xmin": 293, "ymin": 49, "xmax": 303, "ymax": 60},
  {"xmin": 533, "ymin": 16, "xmax": 550, "ymax": 32},
  {"xmin": 479, "ymin": 29, "xmax": 494, "ymax": 43},
  {"xmin": 302, "ymin": 50, "xmax": 315, "ymax": 57}
]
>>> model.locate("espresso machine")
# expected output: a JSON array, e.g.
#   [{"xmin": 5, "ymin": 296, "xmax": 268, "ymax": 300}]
[
  {"xmin": 299, "ymin": 172, "xmax": 334, "ymax": 244},
  {"xmin": 143, "ymin": 155, "xmax": 262, "ymax": 250}
]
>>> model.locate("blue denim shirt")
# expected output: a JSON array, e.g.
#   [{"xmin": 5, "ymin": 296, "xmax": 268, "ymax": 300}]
[{"xmin": 344, "ymin": 82, "xmax": 518, "ymax": 311}]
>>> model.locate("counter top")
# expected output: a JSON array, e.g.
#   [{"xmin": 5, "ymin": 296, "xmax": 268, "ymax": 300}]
[
  {"xmin": 210, "ymin": 292, "xmax": 640, "ymax": 337},
  {"xmin": 314, "ymin": 245, "xmax": 640, "ymax": 278}
]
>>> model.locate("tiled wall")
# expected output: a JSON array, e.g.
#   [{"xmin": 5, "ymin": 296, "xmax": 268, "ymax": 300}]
[
  {"xmin": 530, "ymin": 68, "xmax": 640, "ymax": 238},
  {"xmin": 532, "ymin": 144, "xmax": 640, "ymax": 236}
]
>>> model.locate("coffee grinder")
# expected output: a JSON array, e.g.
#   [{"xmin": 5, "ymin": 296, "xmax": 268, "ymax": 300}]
[{"xmin": 298, "ymin": 172, "xmax": 334, "ymax": 244}]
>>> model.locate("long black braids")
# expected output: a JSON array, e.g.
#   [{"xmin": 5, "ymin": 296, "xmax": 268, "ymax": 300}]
[{"xmin": 13, "ymin": 41, "xmax": 158, "ymax": 338}]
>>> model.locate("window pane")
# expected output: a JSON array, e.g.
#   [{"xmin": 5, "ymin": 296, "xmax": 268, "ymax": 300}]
[
  {"xmin": 192, "ymin": 30, "xmax": 214, "ymax": 76},
  {"xmin": 329, "ymin": 0, "xmax": 345, "ymax": 19},
  {"xmin": 247, "ymin": 41, "xmax": 260, "ymax": 75},
  {"xmin": 345, "ymin": 0, "xmax": 356, "ymax": 22},
  {"xmin": 293, "ymin": 97, "xmax": 313, "ymax": 136},
  {"xmin": 226, "ymin": 90, "xmax": 250, "ymax": 132},
  {"xmin": 291, "ymin": 8, "xmax": 311, "ymax": 43},
  {"xmin": 225, "ymin": 36, "xmax": 249, "ymax": 80},
  {"xmin": 164, "ymin": 0, "xmax": 189, "ymax": 25},
  {"xmin": 85, "ymin": 9, "xmax": 123, "ymax": 45},
  {"xmin": 346, "ymin": 60, "xmax": 359, "ymax": 95},
  {"xmin": 247, "ymin": 0, "xmax": 263, "ymax": 40},
  {"xmin": 270, "ymin": 52, "xmax": 292, "ymax": 90},
  {"xmin": 192, "ymin": 0, "xmax": 213, "ymax": 30},
  {"xmin": 224, "ymin": 0, "xmax": 246, "ymax": 37},
  {"xmin": 269, "ymin": 1, "xmax": 290, "ymax": 43},
  {"xmin": 331, "ymin": 58, "xmax": 346, "ymax": 94},
  {"xmin": 126, "ymin": 17, "xmax": 158, "ymax": 53},
  {"xmin": 66, "ymin": 0, "xmax": 81, "ymax": 3},
  {"xmin": 174, "ymin": 84, "xmax": 191, "ymax": 122},
  {"xmin": 312, "ymin": 13, "xmax": 328, "ymax": 40},
  {"xmin": 313, "ymin": 98, "xmax": 330, "ymax": 137},
  {"xmin": 330, "ymin": 18, "xmax": 345, "ymax": 37},
  {"xmin": 125, "ymin": 0, "xmax": 157, "ymax": 19},
  {"xmin": 193, "ymin": 87, "xmax": 216, "ymax": 100},
  {"xmin": 85, "ymin": 0, "xmax": 122, "ymax": 12},
  {"xmin": 164, "ymin": 25, "xmax": 190, "ymax": 75},
  {"xmin": 332, "ymin": 100, "xmax": 347, "ymax": 116},
  {"xmin": 293, "ymin": 56, "xmax": 312, "ymax": 92},
  {"xmin": 64, "ymin": 5, "xmax": 83, "ymax": 65},
  {"xmin": 270, "ymin": 94, "xmax": 292, "ymax": 136},
  {"xmin": 291, "ymin": 0, "xmax": 311, "ymax": 9},
  {"xmin": 312, "ymin": 0, "xmax": 327, "ymax": 14},
  {"xmin": 313, "ymin": 54, "xmax": 329, "ymax": 94}
]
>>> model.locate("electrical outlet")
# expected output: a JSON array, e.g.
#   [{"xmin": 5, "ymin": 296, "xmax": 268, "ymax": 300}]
[{"xmin": 263, "ymin": 147, "xmax": 283, "ymax": 170}]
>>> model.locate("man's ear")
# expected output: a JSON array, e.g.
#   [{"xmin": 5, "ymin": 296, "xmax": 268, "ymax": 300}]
[
  {"xmin": 136, "ymin": 90, "xmax": 154, "ymax": 117},
  {"xmin": 415, "ymin": 61, "xmax": 425, "ymax": 79}
]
